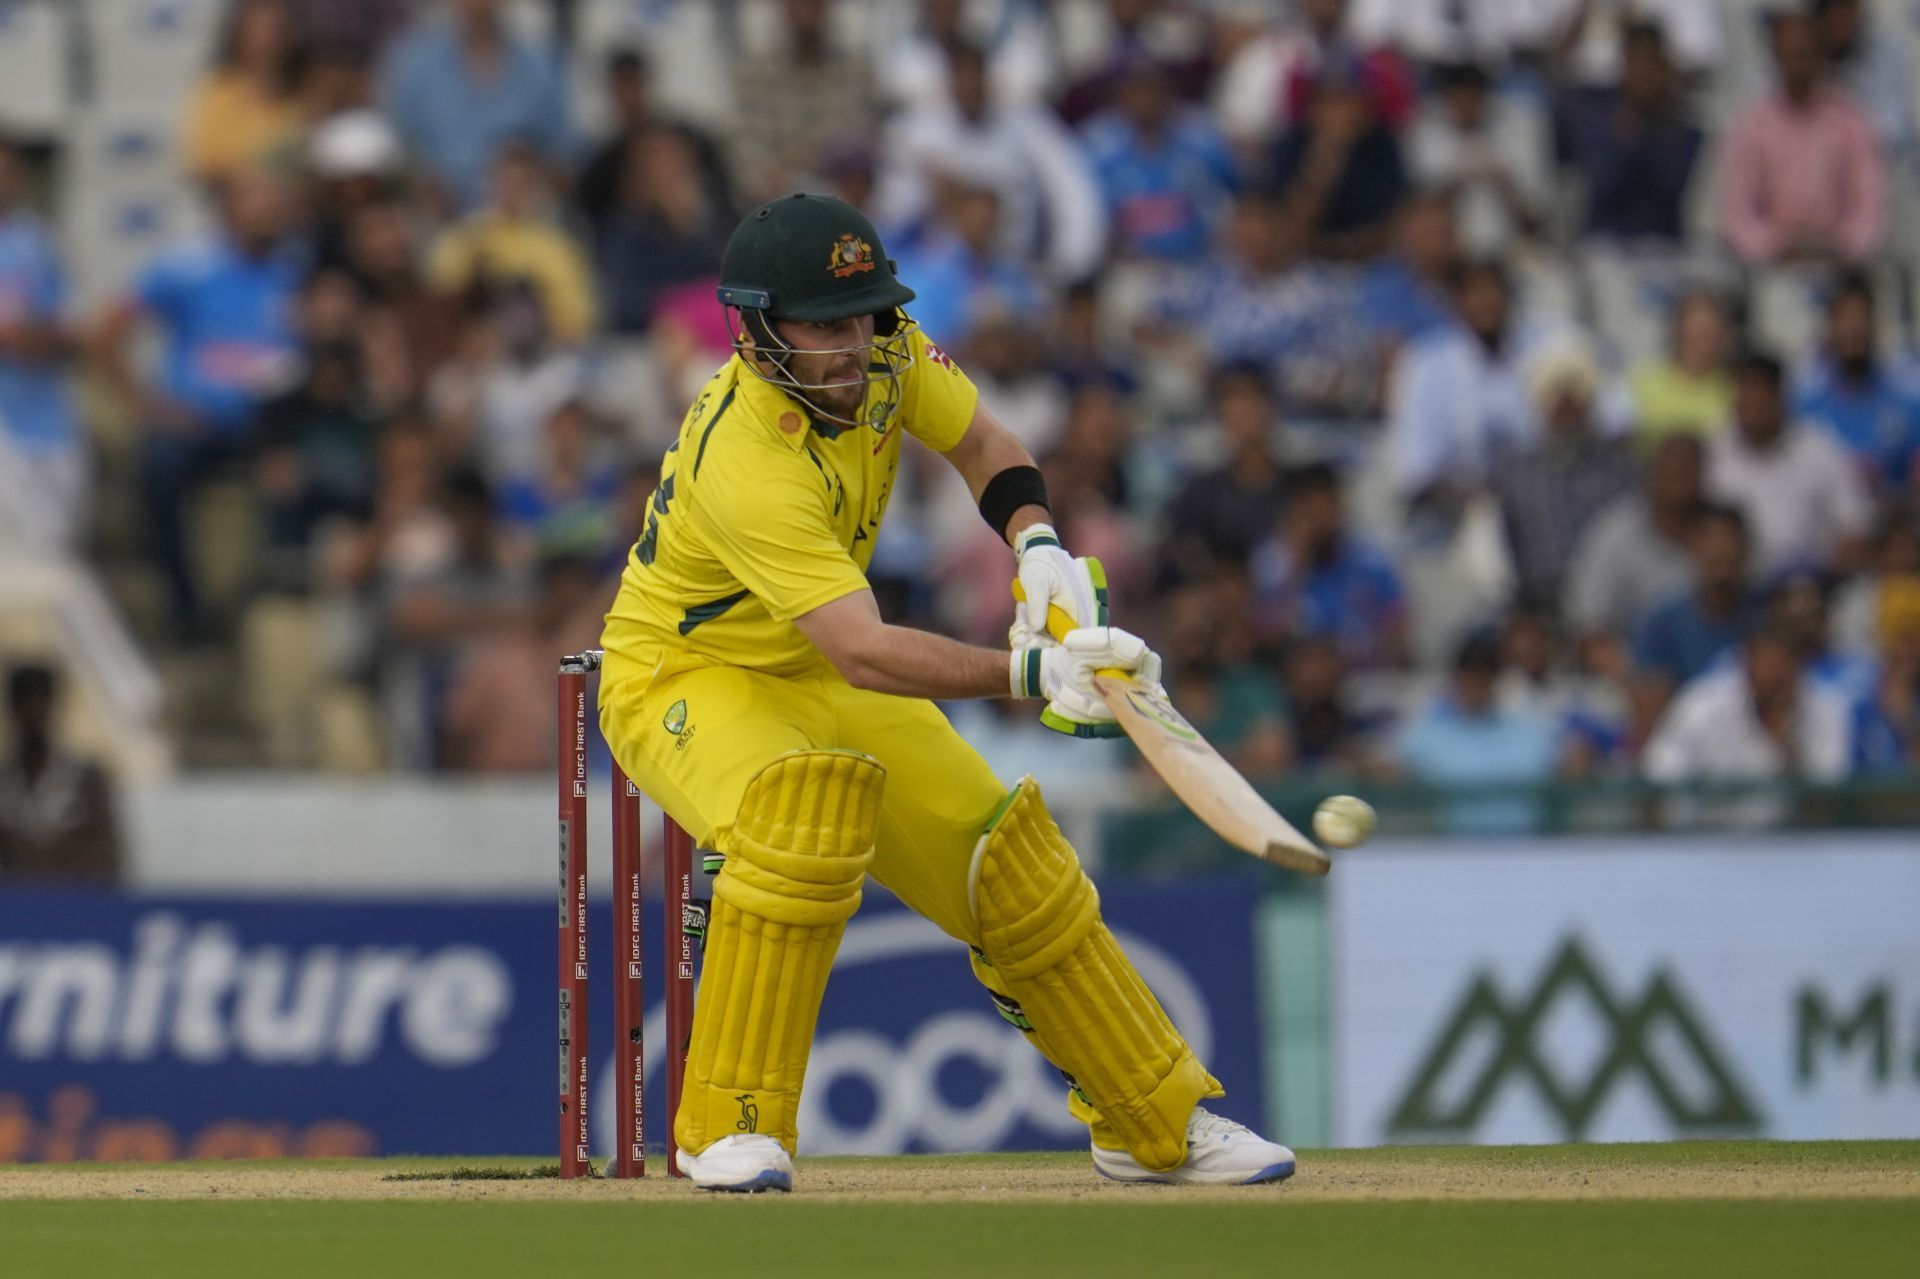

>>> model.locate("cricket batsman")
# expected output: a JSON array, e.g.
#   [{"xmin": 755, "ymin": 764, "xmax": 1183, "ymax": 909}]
[{"xmin": 598, "ymin": 193, "xmax": 1294, "ymax": 1191}]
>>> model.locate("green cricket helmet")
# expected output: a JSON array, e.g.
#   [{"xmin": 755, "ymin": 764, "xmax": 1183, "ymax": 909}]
[{"xmin": 716, "ymin": 192, "xmax": 919, "ymax": 429}]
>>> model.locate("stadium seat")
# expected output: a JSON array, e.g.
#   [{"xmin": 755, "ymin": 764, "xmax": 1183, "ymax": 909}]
[{"xmin": 0, "ymin": 0, "xmax": 70, "ymax": 138}]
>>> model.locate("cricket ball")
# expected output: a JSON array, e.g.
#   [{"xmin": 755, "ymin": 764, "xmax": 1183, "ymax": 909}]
[{"xmin": 1312, "ymin": 795, "xmax": 1376, "ymax": 849}]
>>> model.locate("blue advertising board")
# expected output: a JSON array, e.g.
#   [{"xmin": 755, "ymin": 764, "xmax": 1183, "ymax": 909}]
[{"xmin": 0, "ymin": 881, "xmax": 1262, "ymax": 1162}]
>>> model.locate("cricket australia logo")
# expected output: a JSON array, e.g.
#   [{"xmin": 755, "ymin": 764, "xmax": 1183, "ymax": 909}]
[
  {"xmin": 828, "ymin": 233, "xmax": 875, "ymax": 278},
  {"xmin": 1387, "ymin": 938, "xmax": 1760, "ymax": 1141},
  {"xmin": 662, "ymin": 700, "xmax": 687, "ymax": 735}
]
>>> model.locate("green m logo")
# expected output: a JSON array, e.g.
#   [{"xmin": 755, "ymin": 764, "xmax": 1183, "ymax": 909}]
[{"xmin": 1387, "ymin": 937, "xmax": 1761, "ymax": 1141}]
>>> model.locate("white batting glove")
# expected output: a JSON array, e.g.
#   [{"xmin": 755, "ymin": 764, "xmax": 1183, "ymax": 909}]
[
  {"xmin": 1011, "ymin": 526, "xmax": 1101, "ymax": 650},
  {"xmin": 1010, "ymin": 626, "xmax": 1163, "ymax": 739}
]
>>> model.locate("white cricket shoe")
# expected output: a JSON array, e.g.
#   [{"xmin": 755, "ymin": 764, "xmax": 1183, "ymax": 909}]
[
  {"xmin": 1092, "ymin": 1107, "xmax": 1296, "ymax": 1186},
  {"xmin": 676, "ymin": 1134, "xmax": 793, "ymax": 1193}
]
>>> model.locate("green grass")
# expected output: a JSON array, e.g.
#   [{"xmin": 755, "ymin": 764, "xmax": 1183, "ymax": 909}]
[
  {"xmin": 2, "ymin": 1197, "xmax": 1913, "ymax": 1278},
  {"xmin": 3, "ymin": 1144, "xmax": 1916, "ymax": 1278}
]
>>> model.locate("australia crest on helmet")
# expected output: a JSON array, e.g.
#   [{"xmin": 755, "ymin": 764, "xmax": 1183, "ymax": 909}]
[{"xmin": 828, "ymin": 232, "xmax": 876, "ymax": 278}]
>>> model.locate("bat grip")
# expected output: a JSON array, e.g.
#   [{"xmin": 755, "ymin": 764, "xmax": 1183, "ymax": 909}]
[{"xmin": 1017, "ymin": 589, "xmax": 1134, "ymax": 683}]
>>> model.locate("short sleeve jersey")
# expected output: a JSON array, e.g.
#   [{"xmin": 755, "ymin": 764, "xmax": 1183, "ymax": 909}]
[{"xmin": 602, "ymin": 327, "xmax": 978, "ymax": 675}]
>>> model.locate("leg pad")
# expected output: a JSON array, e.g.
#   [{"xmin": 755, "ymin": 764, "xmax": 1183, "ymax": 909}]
[
  {"xmin": 676, "ymin": 750, "xmax": 883, "ymax": 1155},
  {"xmin": 968, "ymin": 778, "xmax": 1220, "ymax": 1172}
]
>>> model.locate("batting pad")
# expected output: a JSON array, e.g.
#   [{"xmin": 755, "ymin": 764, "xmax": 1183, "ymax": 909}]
[
  {"xmin": 968, "ymin": 778, "xmax": 1221, "ymax": 1172},
  {"xmin": 677, "ymin": 749, "xmax": 884, "ymax": 1157}
]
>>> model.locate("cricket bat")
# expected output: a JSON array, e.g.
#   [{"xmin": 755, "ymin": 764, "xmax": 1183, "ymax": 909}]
[{"xmin": 1015, "ymin": 587, "xmax": 1331, "ymax": 876}]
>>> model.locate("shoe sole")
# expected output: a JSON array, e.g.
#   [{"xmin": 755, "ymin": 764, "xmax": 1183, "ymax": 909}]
[
  {"xmin": 695, "ymin": 1168, "xmax": 792, "ymax": 1194},
  {"xmin": 1095, "ymin": 1158, "xmax": 1296, "ymax": 1187}
]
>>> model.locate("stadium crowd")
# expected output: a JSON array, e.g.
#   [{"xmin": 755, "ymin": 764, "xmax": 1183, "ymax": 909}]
[{"xmin": 2, "ymin": 0, "xmax": 1919, "ymax": 830}]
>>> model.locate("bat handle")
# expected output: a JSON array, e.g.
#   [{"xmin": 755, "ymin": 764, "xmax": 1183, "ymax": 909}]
[{"xmin": 1014, "ymin": 590, "xmax": 1135, "ymax": 684}]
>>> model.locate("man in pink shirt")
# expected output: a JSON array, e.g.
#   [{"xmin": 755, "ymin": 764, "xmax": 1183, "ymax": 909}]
[{"xmin": 1718, "ymin": 9, "xmax": 1885, "ymax": 265}]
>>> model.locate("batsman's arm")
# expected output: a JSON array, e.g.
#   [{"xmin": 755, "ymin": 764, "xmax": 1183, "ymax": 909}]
[
  {"xmin": 942, "ymin": 400, "xmax": 1050, "ymax": 548},
  {"xmin": 795, "ymin": 589, "xmax": 1013, "ymax": 700}
]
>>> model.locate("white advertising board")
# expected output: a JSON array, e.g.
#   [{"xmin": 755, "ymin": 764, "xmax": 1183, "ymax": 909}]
[{"xmin": 1330, "ymin": 836, "xmax": 1920, "ymax": 1146}]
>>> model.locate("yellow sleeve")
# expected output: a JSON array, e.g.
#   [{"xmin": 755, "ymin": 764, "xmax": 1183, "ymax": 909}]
[
  {"xmin": 687, "ymin": 442, "xmax": 870, "ymax": 622},
  {"xmin": 538, "ymin": 232, "xmax": 598, "ymax": 342},
  {"xmin": 898, "ymin": 327, "xmax": 980, "ymax": 453}
]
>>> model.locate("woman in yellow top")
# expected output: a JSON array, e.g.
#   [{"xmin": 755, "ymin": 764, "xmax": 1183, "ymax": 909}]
[
  {"xmin": 1629, "ymin": 288, "xmax": 1735, "ymax": 445},
  {"xmin": 181, "ymin": 0, "xmax": 306, "ymax": 184}
]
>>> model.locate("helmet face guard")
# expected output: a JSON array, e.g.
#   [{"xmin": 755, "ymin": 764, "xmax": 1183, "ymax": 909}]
[{"xmin": 723, "ymin": 299, "xmax": 919, "ymax": 431}]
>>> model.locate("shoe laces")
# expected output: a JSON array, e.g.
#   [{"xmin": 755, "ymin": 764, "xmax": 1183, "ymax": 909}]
[{"xmin": 1188, "ymin": 1107, "xmax": 1247, "ymax": 1142}]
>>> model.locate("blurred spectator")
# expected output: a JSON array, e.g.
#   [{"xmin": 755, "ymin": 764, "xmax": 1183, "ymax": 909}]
[
  {"xmin": 1048, "ymin": 277, "xmax": 1136, "ymax": 397},
  {"xmin": 1409, "ymin": 61, "xmax": 1548, "ymax": 256},
  {"xmin": 1214, "ymin": 0, "xmax": 1415, "ymax": 146},
  {"xmin": 1057, "ymin": 0, "xmax": 1215, "ymax": 125},
  {"xmin": 1643, "ymin": 623, "xmax": 1852, "ymax": 826},
  {"xmin": 1554, "ymin": 20, "xmax": 1702, "ymax": 246},
  {"xmin": 1249, "ymin": 462, "xmax": 1407, "ymax": 670},
  {"xmin": 1496, "ymin": 606, "xmax": 1628, "ymax": 772},
  {"xmin": 380, "ymin": 0, "xmax": 573, "ymax": 211},
  {"xmin": 438, "ymin": 553, "xmax": 604, "ymax": 771},
  {"xmin": 1793, "ymin": 272, "xmax": 1920, "ymax": 492},
  {"xmin": 381, "ymin": 465, "xmax": 532, "ymax": 767},
  {"xmin": 1388, "ymin": 259, "xmax": 1550, "ymax": 515},
  {"xmin": 594, "ymin": 126, "xmax": 731, "ymax": 337},
  {"xmin": 1278, "ymin": 636, "xmax": 1377, "ymax": 772},
  {"xmin": 1163, "ymin": 361, "xmax": 1288, "ymax": 570},
  {"xmin": 1718, "ymin": 9, "xmax": 1885, "ymax": 267},
  {"xmin": 1546, "ymin": 0, "xmax": 1723, "ymax": 85},
  {"xmin": 496, "ymin": 398, "xmax": 621, "ymax": 560},
  {"xmin": 1852, "ymin": 576, "xmax": 1920, "ymax": 771},
  {"xmin": 1566, "ymin": 433, "xmax": 1703, "ymax": 642},
  {"xmin": 0, "ymin": 666, "xmax": 120, "ymax": 884},
  {"xmin": 1632, "ymin": 503, "xmax": 1756, "ymax": 725},
  {"xmin": 728, "ymin": 0, "xmax": 874, "ymax": 202},
  {"xmin": 427, "ymin": 142, "xmax": 597, "ymax": 345},
  {"xmin": 878, "ymin": 0, "xmax": 1052, "ymax": 114},
  {"xmin": 307, "ymin": 109, "xmax": 408, "ymax": 272},
  {"xmin": 1833, "ymin": 505, "xmax": 1920, "ymax": 652},
  {"xmin": 965, "ymin": 308, "xmax": 1067, "ymax": 452},
  {"xmin": 1395, "ymin": 629, "xmax": 1563, "ymax": 835},
  {"xmin": 890, "ymin": 170, "xmax": 1046, "ymax": 349},
  {"xmin": 1043, "ymin": 381, "xmax": 1134, "ymax": 514},
  {"xmin": 1765, "ymin": 567, "xmax": 1873, "ymax": 702},
  {"xmin": 182, "ymin": 0, "xmax": 306, "ymax": 185},
  {"xmin": 576, "ymin": 49, "xmax": 729, "ymax": 240},
  {"xmin": 1629, "ymin": 288, "xmax": 1733, "ymax": 444},
  {"xmin": 877, "ymin": 40, "xmax": 1105, "ymax": 283},
  {"xmin": 1359, "ymin": 188, "xmax": 1458, "ymax": 364},
  {"xmin": 1082, "ymin": 55, "xmax": 1238, "ymax": 262},
  {"xmin": 1154, "ymin": 580, "xmax": 1290, "ymax": 780},
  {"xmin": 1491, "ymin": 338, "xmax": 1637, "ymax": 607},
  {"xmin": 0, "ymin": 134, "xmax": 82, "ymax": 549},
  {"xmin": 1813, "ymin": 0, "xmax": 1916, "ymax": 166},
  {"xmin": 93, "ymin": 167, "xmax": 306, "ymax": 633},
  {"xmin": 1707, "ymin": 352, "xmax": 1872, "ymax": 575},
  {"xmin": 432, "ymin": 282, "xmax": 585, "ymax": 491},
  {"xmin": 1145, "ymin": 193, "xmax": 1378, "ymax": 421},
  {"xmin": 344, "ymin": 196, "xmax": 461, "ymax": 403},
  {"xmin": 1269, "ymin": 53, "xmax": 1407, "ymax": 261},
  {"xmin": 255, "ymin": 340, "xmax": 379, "ymax": 579}
]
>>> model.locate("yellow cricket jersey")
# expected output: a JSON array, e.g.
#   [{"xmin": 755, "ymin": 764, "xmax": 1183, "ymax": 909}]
[{"xmin": 602, "ymin": 327, "xmax": 979, "ymax": 676}]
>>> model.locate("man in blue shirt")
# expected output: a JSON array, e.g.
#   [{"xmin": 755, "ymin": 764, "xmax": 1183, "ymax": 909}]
[
  {"xmin": 1397, "ymin": 630, "xmax": 1562, "ymax": 835},
  {"xmin": 0, "ymin": 136, "xmax": 82, "ymax": 547},
  {"xmin": 1794, "ymin": 271, "xmax": 1920, "ymax": 491},
  {"xmin": 1249, "ymin": 462, "xmax": 1408, "ymax": 670},
  {"xmin": 1633, "ymin": 503, "xmax": 1756, "ymax": 728},
  {"xmin": 380, "ymin": 0, "xmax": 574, "ymax": 211},
  {"xmin": 94, "ymin": 168, "xmax": 306, "ymax": 632},
  {"xmin": 1081, "ymin": 56, "xmax": 1238, "ymax": 261}
]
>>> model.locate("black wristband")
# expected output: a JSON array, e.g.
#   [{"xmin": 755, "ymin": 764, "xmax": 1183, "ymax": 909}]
[{"xmin": 978, "ymin": 465, "xmax": 1051, "ymax": 541}]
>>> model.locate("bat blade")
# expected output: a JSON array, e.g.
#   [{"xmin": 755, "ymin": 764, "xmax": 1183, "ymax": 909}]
[{"xmin": 1094, "ymin": 674, "xmax": 1331, "ymax": 876}]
